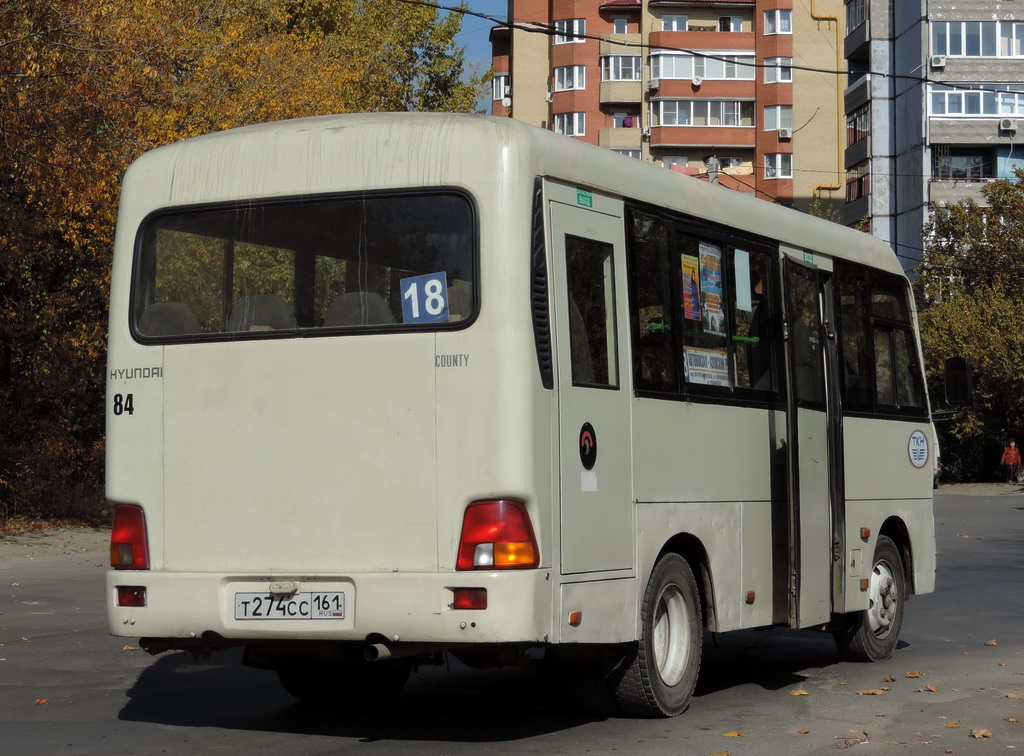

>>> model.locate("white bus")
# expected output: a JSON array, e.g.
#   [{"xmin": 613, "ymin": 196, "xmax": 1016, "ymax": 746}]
[{"xmin": 107, "ymin": 113, "xmax": 936, "ymax": 717}]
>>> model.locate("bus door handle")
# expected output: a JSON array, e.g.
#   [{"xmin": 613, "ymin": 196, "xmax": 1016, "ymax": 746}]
[{"xmin": 823, "ymin": 319, "xmax": 836, "ymax": 339}]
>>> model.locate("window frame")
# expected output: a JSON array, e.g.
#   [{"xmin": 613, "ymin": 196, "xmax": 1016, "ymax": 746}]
[
  {"xmin": 554, "ymin": 18, "xmax": 586, "ymax": 44},
  {"xmin": 554, "ymin": 112, "xmax": 586, "ymax": 136},
  {"xmin": 554, "ymin": 65, "xmax": 587, "ymax": 91},
  {"xmin": 764, "ymin": 9, "xmax": 792, "ymax": 35},
  {"xmin": 764, "ymin": 153, "xmax": 793, "ymax": 179}
]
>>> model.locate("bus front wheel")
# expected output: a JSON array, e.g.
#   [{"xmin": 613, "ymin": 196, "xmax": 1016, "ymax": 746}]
[
  {"xmin": 833, "ymin": 535, "xmax": 905, "ymax": 662},
  {"xmin": 611, "ymin": 553, "xmax": 702, "ymax": 717}
]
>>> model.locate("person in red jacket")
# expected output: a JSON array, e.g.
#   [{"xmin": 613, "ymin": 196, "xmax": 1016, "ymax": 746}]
[{"xmin": 1000, "ymin": 439, "xmax": 1022, "ymax": 483}]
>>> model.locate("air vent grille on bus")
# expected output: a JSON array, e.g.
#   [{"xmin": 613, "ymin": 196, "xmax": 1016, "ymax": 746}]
[{"xmin": 531, "ymin": 178, "xmax": 554, "ymax": 389}]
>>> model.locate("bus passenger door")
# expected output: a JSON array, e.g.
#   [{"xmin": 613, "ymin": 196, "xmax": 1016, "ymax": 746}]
[
  {"xmin": 549, "ymin": 196, "xmax": 634, "ymax": 575},
  {"xmin": 784, "ymin": 259, "xmax": 836, "ymax": 627}
]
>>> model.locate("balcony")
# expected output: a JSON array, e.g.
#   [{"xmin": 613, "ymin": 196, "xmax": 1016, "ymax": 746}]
[
  {"xmin": 599, "ymin": 128, "xmax": 643, "ymax": 150},
  {"xmin": 928, "ymin": 178, "xmax": 990, "ymax": 206},
  {"xmin": 600, "ymin": 80, "xmax": 643, "ymax": 104},
  {"xmin": 649, "ymin": 125, "xmax": 755, "ymax": 149},
  {"xmin": 600, "ymin": 34, "xmax": 641, "ymax": 56}
]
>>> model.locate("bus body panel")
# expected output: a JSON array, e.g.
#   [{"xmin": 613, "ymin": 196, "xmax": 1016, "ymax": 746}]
[{"xmin": 105, "ymin": 114, "xmax": 935, "ymax": 688}]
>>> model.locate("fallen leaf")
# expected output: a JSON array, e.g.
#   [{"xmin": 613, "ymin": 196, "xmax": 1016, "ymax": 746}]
[
  {"xmin": 705, "ymin": 752, "xmax": 731, "ymax": 756},
  {"xmin": 875, "ymin": 713, "xmax": 886, "ymax": 717},
  {"xmin": 881, "ymin": 687, "xmax": 891, "ymax": 691},
  {"xmin": 1007, "ymin": 718, "xmax": 1019, "ymax": 723},
  {"xmin": 20, "ymin": 637, "xmax": 29, "ymax": 644},
  {"xmin": 34, "ymin": 699, "xmax": 48, "ymax": 705},
  {"xmin": 962, "ymin": 651, "xmax": 970, "ymax": 655},
  {"xmin": 10, "ymin": 582, "xmax": 19, "ymax": 587},
  {"xmin": 722, "ymin": 731, "xmax": 747, "ymax": 738},
  {"xmin": 797, "ymin": 728, "xmax": 810, "ymax": 734},
  {"xmin": 985, "ymin": 639, "xmax": 998, "ymax": 646},
  {"xmin": 121, "ymin": 645, "xmax": 138, "ymax": 652},
  {"xmin": 924, "ymin": 685, "xmax": 939, "ymax": 693},
  {"xmin": 969, "ymin": 728, "xmax": 992, "ymax": 739},
  {"xmin": 944, "ymin": 750, "xmax": 955, "ymax": 754},
  {"xmin": 883, "ymin": 675, "xmax": 896, "ymax": 682},
  {"xmin": 906, "ymin": 670, "xmax": 922, "ymax": 678},
  {"xmin": 999, "ymin": 662, "xmax": 1007, "ymax": 667},
  {"xmin": 946, "ymin": 720, "xmax": 961, "ymax": 729},
  {"xmin": 858, "ymin": 689, "xmax": 885, "ymax": 696},
  {"xmin": 789, "ymin": 689, "xmax": 809, "ymax": 696},
  {"xmin": 1008, "ymin": 694, "xmax": 1022, "ymax": 700}
]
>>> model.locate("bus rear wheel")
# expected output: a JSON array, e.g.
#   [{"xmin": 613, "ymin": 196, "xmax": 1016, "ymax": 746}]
[
  {"xmin": 611, "ymin": 553, "xmax": 702, "ymax": 717},
  {"xmin": 834, "ymin": 535, "xmax": 905, "ymax": 662}
]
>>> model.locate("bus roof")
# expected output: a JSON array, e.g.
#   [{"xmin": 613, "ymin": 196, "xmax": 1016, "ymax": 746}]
[{"xmin": 125, "ymin": 112, "xmax": 903, "ymax": 277}]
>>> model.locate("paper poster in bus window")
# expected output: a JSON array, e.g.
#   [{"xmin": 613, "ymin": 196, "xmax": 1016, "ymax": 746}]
[
  {"xmin": 683, "ymin": 346, "xmax": 730, "ymax": 387},
  {"xmin": 681, "ymin": 254, "xmax": 701, "ymax": 321},
  {"xmin": 699, "ymin": 242, "xmax": 725, "ymax": 336}
]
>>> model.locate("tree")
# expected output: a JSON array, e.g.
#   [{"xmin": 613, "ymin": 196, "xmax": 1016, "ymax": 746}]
[
  {"xmin": 916, "ymin": 169, "xmax": 1024, "ymax": 480},
  {"xmin": 0, "ymin": 0, "xmax": 482, "ymax": 522}
]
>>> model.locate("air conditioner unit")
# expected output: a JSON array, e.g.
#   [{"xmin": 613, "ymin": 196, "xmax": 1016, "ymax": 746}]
[
  {"xmin": 691, "ymin": 75, "xmax": 703, "ymax": 87},
  {"xmin": 642, "ymin": 126, "xmax": 652, "ymax": 138},
  {"xmin": 545, "ymin": 91, "xmax": 553, "ymax": 103},
  {"xmin": 778, "ymin": 128, "xmax": 793, "ymax": 139},
  {"xmin": 647, "ymin": 78, "xmax": 660, "ymax": 90},
  {"xmin": 931, "ymin": 55, "xmax": 946, "ymax": 69},
  {"xmin": 1000, "ymin": 118, "xmax": 1018, "ymax": 131}
]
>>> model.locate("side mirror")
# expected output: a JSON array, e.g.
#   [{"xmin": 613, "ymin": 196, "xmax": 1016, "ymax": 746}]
[{"xmin": 944, "ymin": 356, "xmax": 973, "ymax": 407}]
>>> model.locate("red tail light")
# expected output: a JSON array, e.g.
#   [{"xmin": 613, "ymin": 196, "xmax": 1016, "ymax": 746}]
[
  {"xmin": 456, "ymin": 499, "xmax": 539, "ymax": 570},
  {"xmin": 110, "ymin": 504, "xmax": 150, "ymax": 569}
]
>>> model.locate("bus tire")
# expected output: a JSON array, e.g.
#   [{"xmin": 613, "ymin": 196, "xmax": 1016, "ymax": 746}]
[
  {"xmin": 611, "ymin": 553, "xmax": 702, "ymax": 717},
  {"xmin": 277, "ymin": 661, "xmax": 410, "ymax": 707},
  {"xmin": 834, "ymin": 535, "xmax": 905, "ymax": 662}
]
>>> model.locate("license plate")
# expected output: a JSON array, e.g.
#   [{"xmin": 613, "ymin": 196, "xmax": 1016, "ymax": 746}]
[{"xmin": 234, "ymin": 592, "xmax": 346, "ymax": 620}]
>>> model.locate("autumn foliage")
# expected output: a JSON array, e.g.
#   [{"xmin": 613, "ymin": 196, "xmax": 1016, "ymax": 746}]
[
  {"xmin": 917, "ymin": 169, "xmax": 1024, "ymax": 480},
  {"xmin": 0, "ymin": 0, "xmax": 481, "ymax": 523}
]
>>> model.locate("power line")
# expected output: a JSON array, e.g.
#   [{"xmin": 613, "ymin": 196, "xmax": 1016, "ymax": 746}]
[{"xmin": 396, "ymin": 0, "xmax": 1024, "ymax": 100}]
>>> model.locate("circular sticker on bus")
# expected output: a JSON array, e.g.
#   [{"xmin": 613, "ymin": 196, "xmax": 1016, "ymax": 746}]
[
  {"xmin": 908, "ymin": 430, "xmax": 929, "ymax": 468},
  {"xmin": 579, "ymin": 423, "xmax": 597, "ymax": 470}
]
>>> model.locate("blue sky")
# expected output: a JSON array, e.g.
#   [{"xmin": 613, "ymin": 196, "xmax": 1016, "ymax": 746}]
[{"xmin": 453, "ymin": 1, "xmax": 505, "ymax": 76}]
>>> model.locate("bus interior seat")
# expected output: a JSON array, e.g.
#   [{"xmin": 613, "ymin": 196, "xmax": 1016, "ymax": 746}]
[
  {"xmin": 138, "ymin": 302, "xmax": 202, "ymax": 336},
  {"xmin": 323, "ymin": 292, "xmax": 396, "ymax": 326},
  {"xmin": 227, "ymin": 294, "xmax": 298, "ymax": 331}
]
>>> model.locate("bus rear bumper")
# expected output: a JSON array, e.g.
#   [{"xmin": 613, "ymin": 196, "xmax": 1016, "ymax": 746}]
[{"xmin": 107, "ymin": 568, "xmax": 556, "ymax": 647}]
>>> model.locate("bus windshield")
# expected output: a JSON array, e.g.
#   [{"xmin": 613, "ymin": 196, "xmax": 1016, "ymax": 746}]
[{"xmin": 131, "ymin": 191, "xmax": 475, "ymax": 339}]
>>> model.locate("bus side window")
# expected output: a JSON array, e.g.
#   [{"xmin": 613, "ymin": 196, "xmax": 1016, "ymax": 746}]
[
  {"xmin": 731, "ymin": 248, "xmax": 776, "ymax": 392},
  {"xmin": 627, "ymin": 209, "xmax": 677, "ymax": 393},
  {"xmin": 565, "ymin": 235, "xmax": 619, "ymax": 388}
]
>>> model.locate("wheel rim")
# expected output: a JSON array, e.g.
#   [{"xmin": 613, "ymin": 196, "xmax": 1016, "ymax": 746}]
[
  {"xmin": 866, "ymin": 559, "xmax": 898, "ymax": 638},
  {"xmin": 651, "ymin": 583, "xmax": 691, "ymax": 686}
]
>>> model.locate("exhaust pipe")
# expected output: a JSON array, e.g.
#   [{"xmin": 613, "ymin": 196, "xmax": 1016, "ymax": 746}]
[{"xmin": 364, "ymin": 642, "xmax": 432, "ymax": 662}]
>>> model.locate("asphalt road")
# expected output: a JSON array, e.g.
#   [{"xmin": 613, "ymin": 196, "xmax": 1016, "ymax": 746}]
[{"xmin": 1, "ymin": 486, "xmax": 1021, "ymax": 755}]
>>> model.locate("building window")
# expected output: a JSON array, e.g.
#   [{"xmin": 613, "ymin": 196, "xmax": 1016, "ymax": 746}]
[
  {"xmin": 764, "ymin": 10, "xmax": 792, "ymax": 35},
  {"xmin": 764, "ymin": 57, "xmax": 793, "ymax": 83},
  {"xmin": 650, "ymin": 53, "xmax": 755, "ymax": 81},
  {"xmin": 847, "ymin": 103, "xmax": 870, "ymax": 145},
  {"xmin": 932, "ymin": 147, "xmax": 993, "ymax": 179},
  {"xmin": 554, "ymin": 65, "xmax": 586, "ymax": 91},
  {"xmin": 612, "ymin": 149, "xmax": 641, "ymax": 159},
  {"xmin": 929, "ymin": 84, "xmax": 1024, "ymax": 116},
  {"xmin": 1001, "ymin": 22, "xmax": 1024, "ymax": 56},
  {"xmin": 764, "ymin": 153, "xmax": 793, "ymax": 178},
  {"xmin": 655, "ymin": 100, "xmax": 755, "ymax": 127},
  {"xmin": 931, "ymin": 21, "xmax": 998, "ymax": 57},
  {"xmin": 602, "ymin": 56, "xmax": 641, "ymax": 81},
  {"xmin": 555, "ymin": 112, "xmax": 586, "ymax": 136},
  {"xmin": 612, "ymin": 17, "xmax": 629, "ymax": 34},
  {"xmin": 846, "ymin": 0, "xmax": 867, "ymax": 35},
  {"xmin": 492, "ymin": 73, "xmax": 510, "ymax": 100},
  {"xmin": 719, "ymin": 16, "xmax": 742, "ymax": 32},
  {"xmin": 846, "ymin": 163, "xmax": 870, "ymax": 201},
  {"xmin": 555, "ymin": 18, "xmax": 586, "ymax": 44},
  {"xmin": 764, "ymin": 105, "xmax": 793, "ymax": 131},
  {"xmin": 662, "ymin": 15, "xmax": 688, "ymax": 32},
  {"xmin": 662, "ymin": 155, "xmax": 689, "ymax": 168},
  {"xmin": 612, "ymin": 112, "xmax": 638, "ymax": 128}
]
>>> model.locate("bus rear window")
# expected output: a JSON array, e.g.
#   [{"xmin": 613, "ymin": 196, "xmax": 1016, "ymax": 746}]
[{"xmin": 131, "ymin": 192, "xmax": 475, "ymax": 339}]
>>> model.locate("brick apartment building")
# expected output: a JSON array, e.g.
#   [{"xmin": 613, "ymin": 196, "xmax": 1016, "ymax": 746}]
[{"xmin": 490, "ymin": 0, "xmax": 846, "ymax": 214}]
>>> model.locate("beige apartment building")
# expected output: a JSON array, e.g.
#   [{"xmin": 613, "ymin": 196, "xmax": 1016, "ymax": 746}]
[{"xmin": 490, "ymin": 0, "xmax": 846, "ymax": 214}]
